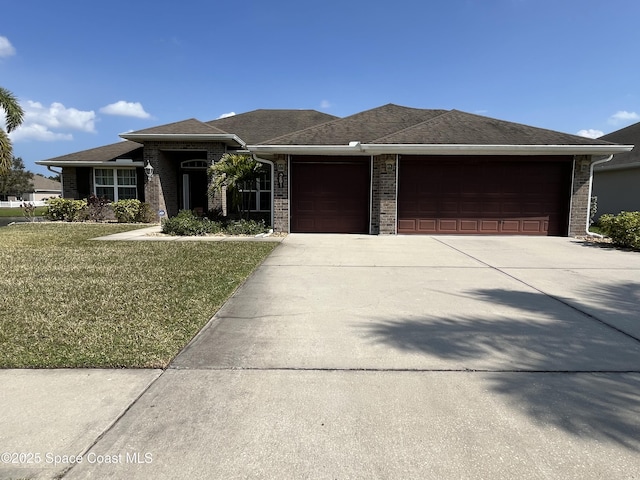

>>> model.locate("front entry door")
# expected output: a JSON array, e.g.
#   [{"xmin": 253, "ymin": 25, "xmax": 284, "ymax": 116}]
[{"xmin": 181, "ymin": 170, "xmax": 208, "ymax": 213}]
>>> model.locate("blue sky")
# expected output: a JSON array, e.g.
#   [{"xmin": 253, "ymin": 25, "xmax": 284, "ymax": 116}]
[{"xmin": 2, "ymin": 0, "xmax": 639, "ymax": 176}]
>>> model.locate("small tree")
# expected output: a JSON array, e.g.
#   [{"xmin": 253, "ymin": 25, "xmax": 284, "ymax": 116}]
[
  {"xmin": 0, "ymin": 157, "xmax": 33, "ymax": 200},
  {"xmin": 208, "ymin": 153, "xmax": 264, "ymax": 219}
]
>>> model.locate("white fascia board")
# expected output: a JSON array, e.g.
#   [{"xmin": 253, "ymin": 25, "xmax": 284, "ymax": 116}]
[
  {"xmin": 120, "ymin": 133, "xmax": 246, "ymax": 147},
  {"xmin": 249, "ymin": 143, "xmax": 634, "ymax": 156},
  {"xmin": 248, "ymin": 145, "xmax": 371, "ymax": 155},
  {"xmin": 36, "ymin": 160, "xmax": 145, "ymax": 167},
  {"xmin": 360, "ymin": 144, "xmax": 635, "ymax": 155}
]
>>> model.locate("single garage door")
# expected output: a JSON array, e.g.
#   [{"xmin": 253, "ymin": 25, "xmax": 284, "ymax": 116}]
[
  {"xmin": 398, "ymin": 156, "xmax": 572, "ymax": 235},
  {"xmin": 291, "ymin": 156, "xmax": 370, "ymax": 233}
]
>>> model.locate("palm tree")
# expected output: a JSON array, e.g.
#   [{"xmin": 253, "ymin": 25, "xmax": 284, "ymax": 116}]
[
  {"xmin": 0, "ymin": 86, "xmax": 24, "ymax": 174},
  {"xmin": 208, "ymin": 153, "xmax": 264, "ymax": 219}
]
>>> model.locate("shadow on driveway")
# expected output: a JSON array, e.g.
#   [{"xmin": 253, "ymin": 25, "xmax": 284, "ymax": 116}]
[{"xmin": 360, "ymin": 283, "xmax": 640, "ymax": 451}]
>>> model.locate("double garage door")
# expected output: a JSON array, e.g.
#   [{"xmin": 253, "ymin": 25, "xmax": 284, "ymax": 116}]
[
  {"xmin": 398, "ymin": 156, "xmax": 572, "ymax": 235},
  {"xmin": 290, "ymin": 155, "xmax": 572, "ymax": 236}
]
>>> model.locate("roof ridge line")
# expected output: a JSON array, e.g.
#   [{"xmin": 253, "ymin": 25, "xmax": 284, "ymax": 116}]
[
  {"xmin": 371, "ymin": 109, "xmax": 452, "ymax": 143},
  {"xmin": 256, "ymin": 114, "xmax": 345, "ymax": 145}
]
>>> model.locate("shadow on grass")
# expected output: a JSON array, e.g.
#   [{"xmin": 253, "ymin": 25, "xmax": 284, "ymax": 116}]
[{"xmin": 361, "ymin": 284, "xmax": 640, "ymax": 451}]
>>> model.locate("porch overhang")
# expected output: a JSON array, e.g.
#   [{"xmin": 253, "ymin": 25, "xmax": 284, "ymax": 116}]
[{"xmin": 120, "ymin": 133, "xmax": 246, "ymax": 148}]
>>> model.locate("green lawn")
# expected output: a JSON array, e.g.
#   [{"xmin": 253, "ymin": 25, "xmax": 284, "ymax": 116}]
[
  {"xmin": 0, "ymin": 223, "xmax": 278, "ymax": 368},
  {"xmin": 0, "ymin": 206, "xmax": 48, "ymax": 217}
]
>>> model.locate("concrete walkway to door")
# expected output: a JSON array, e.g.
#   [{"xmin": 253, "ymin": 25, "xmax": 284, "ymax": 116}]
[{"xmin": 12, "ymin": 234, "xmax": 640, "ymax": 479}]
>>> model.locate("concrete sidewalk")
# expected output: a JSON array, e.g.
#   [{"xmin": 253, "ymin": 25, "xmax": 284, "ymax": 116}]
[{"xmin": 2, "ymin": 235, "xmax": 639, "ymax": 479}]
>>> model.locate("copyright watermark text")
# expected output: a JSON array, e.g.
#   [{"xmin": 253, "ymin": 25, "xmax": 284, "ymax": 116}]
[{"xmin": 1, "ymin": 451, "xmax": 153, "ymax": 466}]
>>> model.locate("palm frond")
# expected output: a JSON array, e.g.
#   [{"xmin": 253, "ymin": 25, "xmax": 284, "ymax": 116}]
[{"xmin": 0, "ymin": 87, "xmax": 24, "ymax": 133}]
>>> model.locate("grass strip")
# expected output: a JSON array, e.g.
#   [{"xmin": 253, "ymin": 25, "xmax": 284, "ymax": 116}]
[
  {"xmin": 0, "ymin": 207, "xmax": 48, "ymax": 217},
  {"xmin": 0, "ymin": 223, "xmax": 277, "ymax": 368}
]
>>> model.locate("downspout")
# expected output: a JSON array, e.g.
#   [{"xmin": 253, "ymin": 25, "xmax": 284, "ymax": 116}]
[
  {"xmin": 47, "ymin": 166, "xmax": 63, "ymax": 197},
  {"xmin": 252, "ymin": 154, "xmax": 275, "ymax": 231},
  {"xmin": 585, "ymin": 154, "xmax": 613, "ymax": 238}
]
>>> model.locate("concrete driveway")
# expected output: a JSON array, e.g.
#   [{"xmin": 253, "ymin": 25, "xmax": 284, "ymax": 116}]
[{"xmin": 21, "ymin": 235, "xmax": 640, "ymax": 478}]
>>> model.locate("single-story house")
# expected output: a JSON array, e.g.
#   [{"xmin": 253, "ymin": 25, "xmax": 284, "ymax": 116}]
[
  {"xmin": 592, "ymin": 121, "xmax": 640, "ymax": 219},
  {"xmin": 37, "ymin": 104, "xmax": 633, "ymax": 236},
  {"xmin": 23, "ymin": 174, "xmax": 62, "ymax": 202}
]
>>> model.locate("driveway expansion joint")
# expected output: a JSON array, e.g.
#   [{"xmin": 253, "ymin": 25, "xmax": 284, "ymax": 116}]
[
  {"xmin": 432, "ymin": 237, "xmax": 640, "ymax": 345},
  {"xmin": 168, "ymin": 366, "xmax": 640, "ymax": 374}
]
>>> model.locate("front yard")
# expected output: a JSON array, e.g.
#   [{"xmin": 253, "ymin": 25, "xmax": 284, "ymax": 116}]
[{"xmin": 0, "ymin": 223, "xmax": 277, "ymax": 368}]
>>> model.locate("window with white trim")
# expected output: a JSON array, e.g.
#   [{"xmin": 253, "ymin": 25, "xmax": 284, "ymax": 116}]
[
  {"xmin": 239, "ymin": 171, "xmax": 271, "ymax": 212},
  {"xmin": 94, "ymin": 168, "xmax": 137, "ymax": 201}
]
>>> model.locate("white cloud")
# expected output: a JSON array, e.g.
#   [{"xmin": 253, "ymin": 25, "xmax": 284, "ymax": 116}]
[
  {"xmin": 9, "ymin": 124, "xmax": 73, "ymax": 142},
  {"xmin": 8, "ymin": 100, "xmax": 95, "ymax": 142},
  {"xmin": 576, "ymin": 129, "xmax": 604, "ymax": 139},
  {"xmin": 0, "ymin": 36, "xmax": 15, "ymax": 57},
  {"xmin": 320, "ymin": 100, "xmax": 331, "ymax": 109},
  {"xmin": 608, "ymin": 110, "xmax": 639, "ymax": 125},
  {"xmin": 100, "ymin": 101, "xmax": 150, "ymax": 119},
  {"xmin": 217, "ymin": 111, "xmax": 236, "ymax": 119}
]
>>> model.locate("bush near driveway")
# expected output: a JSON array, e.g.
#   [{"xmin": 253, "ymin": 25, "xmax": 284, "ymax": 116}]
[
  {"xmin": 599, "ymin": 211, "xmax": 640, "ymax": 249},
  {"xmin": 0, "ymin": 223, "xmax": 277, "ymax": 368},
  {"xmin": 161, "ymin": 209, "xmax": 269, "ymax": 236}
]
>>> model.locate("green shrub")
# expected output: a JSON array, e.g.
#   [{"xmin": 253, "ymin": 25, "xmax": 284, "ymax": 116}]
[
  {"xmin": 111, "ymin": 199, "xmax": 154, "ymax": 223},
  {"xmin": 224, "ymin": 219, "xmax": 268, "ymax": 236},
  {"xmin": 162, "ymin": 210, "xmax": 222, "ymax": 236},
  {"xmin": 599, "ymin": 211, "xmax": 640, "ymax": 249},
  {"xmin": 135, "ymin": 202, "xmax": 154, "ymax": 223},
  {"xmin": 45, "ymin": 198, "xmax": 88, "ymax": 222}
]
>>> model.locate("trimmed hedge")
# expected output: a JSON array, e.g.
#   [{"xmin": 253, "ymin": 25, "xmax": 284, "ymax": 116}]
[
  {"xmin": 111, "ymin": 199, "xmax": 154, "ymax": 223},
  {"xmin": 161, "ymin": 210, "xmax": 269, "ymax": 236},
  {"xmin": 45, "ymin": 197, "xmax": 154, "ymax": 224},
  {"xmin": 599, "ymin": 211, "xmax": 640, "ymax": 249}
]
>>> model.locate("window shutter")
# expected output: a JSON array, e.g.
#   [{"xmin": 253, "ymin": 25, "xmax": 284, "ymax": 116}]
[
  {"xmin": 136, "ymin": 167, "xmax": 145, "ymax": 201},
  {"xmin": 76, "ymin": 168, "xmax": 91, "ymax": 199}
]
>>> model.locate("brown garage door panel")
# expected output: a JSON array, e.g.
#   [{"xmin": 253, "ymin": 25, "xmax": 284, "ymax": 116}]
[
  {"xmin": 291, "ymin": 157, "xmax": 370, "ymax": 233},
  {"xmin": 398, "ymin": 156, "xmax": 572, "ymax": 235}
]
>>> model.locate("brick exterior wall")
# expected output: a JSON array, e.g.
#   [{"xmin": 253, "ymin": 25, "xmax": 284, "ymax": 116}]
[
  {"xmin": 373, "ymin": 154, "xmax": 397, "ymax": 234},
  {"xmin": 61, "ymin": 168, "xmax": 78, "ymax": 198},
  {"xmin": 143, "ymin": 141, "xmax": 226, "ymax": 219},
  {"xmin": 569, "ymin": 155, "xmax": 592, "ymax": 236},
  {"xmin": 272, "ymin": 154, "xmax": 289, "ymax": 233}
]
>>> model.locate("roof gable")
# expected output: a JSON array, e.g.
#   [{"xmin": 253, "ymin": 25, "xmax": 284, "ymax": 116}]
[
  {"xmin": 128, "ymin": 118, "xmax": 228, "ymax": 135},
  {"xmin": 207, "ymin": 109, "xmax": 338, "ymax": 144},
  {"xmin": 262, "ymin": 104, "xmax": 448, "ymax": 145}
]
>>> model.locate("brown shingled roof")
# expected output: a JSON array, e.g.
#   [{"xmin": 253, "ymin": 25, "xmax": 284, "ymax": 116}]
[
  {"xmin": 597, "ymin": 122, "xmax": 640, "ymax": 170},
  {"xmin": 374, "ymin": 109, "xmax": 615, "ymax": 146},
  {"xmin": 262, "ymin": 104, "xmax": 448, "ymax": 145},
  {"xmin": 206, "ymin": 109, "xmax": 338, "ymax": 144},
  {"xmin": 39, "ymin": 140, "xmax": 143, "ymax": 164},
  {"xmin": 128, "ymin": 118, "xmax": 228, "ymax": 135},
  {"xmin": 32, "ymin": 174, "xmax": 61, "ymax": 191}
]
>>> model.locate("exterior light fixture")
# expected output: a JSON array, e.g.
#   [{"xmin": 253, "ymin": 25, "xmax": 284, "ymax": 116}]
[
  {"xmin": 385, "ymin": 158, "xmax": 395, "ymax": 173},
  {"xmin": 144, "ymin": 160, "xmax": 154, "ymax": 179}
]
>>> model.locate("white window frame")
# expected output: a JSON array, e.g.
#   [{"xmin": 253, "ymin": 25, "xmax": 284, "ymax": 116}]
[
  {"xmin": 238, "ymin": 170, "xmax": 272, "ymax": 212},
  {"xmin": 93, "ymin": 168, "xmax": 138, "ymax": 201}
]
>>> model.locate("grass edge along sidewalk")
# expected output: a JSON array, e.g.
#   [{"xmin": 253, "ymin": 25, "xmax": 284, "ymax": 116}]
[{"xmin": 0, "ymin": 223, "xmax": 277, "ymax": 368}]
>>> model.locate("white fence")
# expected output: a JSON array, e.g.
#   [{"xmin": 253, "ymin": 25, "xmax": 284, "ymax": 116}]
[{"xmin": 0, "ymin": 201, "xmax": 48, "ymax": 208}]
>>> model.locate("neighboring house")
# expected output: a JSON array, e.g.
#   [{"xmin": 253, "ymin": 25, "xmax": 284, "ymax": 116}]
[
  {"xmin": 592, "ymin": 122, "xmax": 640, "ymax": 219},
  {"xmin": 23, "ymin": 174, "xmax": 62, "ymax": 202},
  {"xmin": 37, "ymin": 104, "xmax": 633, "ymax": 236}
]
